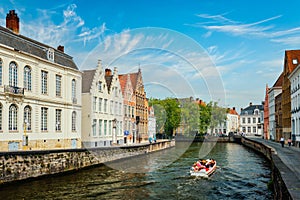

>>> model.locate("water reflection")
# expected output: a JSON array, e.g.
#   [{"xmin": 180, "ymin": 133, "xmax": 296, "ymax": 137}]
[{"xmin": 0, "ymin": 143, "xmax": 273, "ymax": 200}]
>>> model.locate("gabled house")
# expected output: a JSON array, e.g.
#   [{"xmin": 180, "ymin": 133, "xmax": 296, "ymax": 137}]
[
  {"xmin": 268, "ymin": 73, "xmax": 283, "ymax": 141},
  {"xmin": 82, "ymin": 61, "xmax": 123, "ymax": 147},
  {"xmin": 282, "ymin": 50, "xmax": 300, "ymax": 141},
  {"xmin": 119, "ymin": 74, "xmax": 136, "ymax": 144},
  {"xmin": 125, "ymin": 69, "xmax": 148, "ymax": 142}
]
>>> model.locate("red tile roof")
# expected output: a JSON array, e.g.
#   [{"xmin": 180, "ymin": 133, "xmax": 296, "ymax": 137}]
[
  {"xmin": 118, "ymin": 74, "xmax": 127, "ymax": 96},
  {"xmin": 272, "ymin": 72, "xmax": 283, "ymax": 88},
  {"xmin": 285, "ymin": 50, "xmax": 300, "ymax": 74}
]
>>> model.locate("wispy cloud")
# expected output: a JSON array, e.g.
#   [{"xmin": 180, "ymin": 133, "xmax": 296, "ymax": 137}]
[
  {"xmin": 194, "ymin": 13, "xmax": 300, "ymax": 45},
  {"xmin": 21, "ymin": 4, "xmax": 106, "ymax": 49}
]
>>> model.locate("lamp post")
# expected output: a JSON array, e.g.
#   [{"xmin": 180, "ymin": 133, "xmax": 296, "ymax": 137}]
[{"xmin": 112, "ymin": 118, "xmax": 117, "ymax": 145}]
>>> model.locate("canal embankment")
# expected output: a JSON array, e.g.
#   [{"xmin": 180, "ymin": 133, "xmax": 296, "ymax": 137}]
[
  {"xmin": 241, "ymin": 136, "xmax": 300, "ymax": 200},
  {"xmin": 0, "ymin": 140, "xmax": 174, "ymax": 185}
]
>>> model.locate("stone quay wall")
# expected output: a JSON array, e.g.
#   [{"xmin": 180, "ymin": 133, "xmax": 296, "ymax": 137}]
[
  {"xmin": 0, "ymin": 140, "xmax": 174, "ymax": 184},
  {"xmin": 241, "ymin": 137, "xmax": 292, "ymax": 200}
]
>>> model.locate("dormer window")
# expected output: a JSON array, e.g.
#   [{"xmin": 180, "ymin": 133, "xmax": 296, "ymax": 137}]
[
  {"xmin": 47, "ymin": 48, "xmax": 54, "ymax": 62},
  {"xmin": 293, "ymin": 59, "xmax": 298, "ymax": 65}
]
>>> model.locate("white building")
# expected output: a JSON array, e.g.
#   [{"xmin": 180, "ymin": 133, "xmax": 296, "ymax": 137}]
[
  {"xmin": 207, "ymin": 107, "xmax": 239, "ymax": 136},
  {"xmin": 240, "ymin": 102, "xmax": 264, "ymax": 136},
  {"xmin": 268, "ymin": 73, "xmax": 283, "ymax": 141},
  {"xmin": 148, "ymin": 106, "xmax": 156, "ymax": 139},
  {"xmin": 0, "ymin": 10, "xmax": 82, "ymax": 151},
  {"xmin": 81, "ymin": 62, "xmax": 123, "ymax": 147},
  {"xmin": 288, "ymin": 64, "xmax": 300, "ymax": 146},
  {"xmin": 225, "ymin": 107, "xmax": 239, "ymax": 135}
]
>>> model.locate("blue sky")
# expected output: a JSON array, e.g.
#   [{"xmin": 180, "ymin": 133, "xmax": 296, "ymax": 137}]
[{"xmin": 2, "ymin": 0, "xmax": 300, "ymax": 111}]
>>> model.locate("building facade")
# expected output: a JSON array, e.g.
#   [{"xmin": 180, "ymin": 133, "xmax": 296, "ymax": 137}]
[
  {"xmin": 275, "ymin": 93, "xmax": 283, "ymax": 142},
  {"xmin": 148, "ymin": 106, "xmax": 156, "ymax": 139},
  {"xmin": 288, "ymin": 63, "xmax": 300, "ymax": 146},
  {"xmin": 263, "ymin": 85, "xmax": 270, "ymax": 139},
  {"xmin": 226, "ymin": 107, "xmax": 239, "ymax": 135},
  {"xmin": 119, "ymin": 74, "xmax": 136, "ymax": 144},
  {"xmin": 81, "ymin": 62, "xmax": 123, "ymax": 147},
  {"xmin": 282, "ymin": 50, "xmax": 300, "ymax": 141},
  {"xmin": 240, "ymin": 103, "xmax": 264, "ymax": 136},
  {"xmin": 0, "ymin": 10, "xmax": 82, "ymax": 151},
  {"xmin": 268, "ymin": 73, "xmax": 283, "ymax": 141},
  {"xmin": 128, "ymin": 69, "xmax": 148, "ymax": 142}
]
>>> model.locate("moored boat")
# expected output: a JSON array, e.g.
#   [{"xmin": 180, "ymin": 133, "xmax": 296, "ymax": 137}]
[{"xmin": 190, "ymin": 159, "xmax": 217, "ymax": 178}]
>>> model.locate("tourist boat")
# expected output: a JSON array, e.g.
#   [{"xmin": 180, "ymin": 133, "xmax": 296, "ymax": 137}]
[{"xmin": 190, "ymin": 159, "xmax": 217, "ymax": 178}]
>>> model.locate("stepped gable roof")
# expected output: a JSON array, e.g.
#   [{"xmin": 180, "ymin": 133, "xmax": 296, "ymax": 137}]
[
  {"xmin": 118, "ymin": 74, "xmax": 127, "ymax": 96},
  {"xmin": 273, "ymin": 72, "xmax": 283, "ymax": 88},
  {"xmin": 130, "ymin": 72, "xmax": 138, "ymax": 90},
  {"xmin": 240, "ymin": 104, "xmax": 263, "ymax": 115},
  {"xmin": 284, "ymin": 50, "xmax": 300, "ymax": 74},
  {"xmin": 82, "ymin": 69, "xmax": 96, "ymax": 93},
  {"xmin": 0, "ymin": 26, "xmax": 78, "ymax": 70}
]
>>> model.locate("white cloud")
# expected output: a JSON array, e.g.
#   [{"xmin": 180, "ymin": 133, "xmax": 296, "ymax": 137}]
[{"xmin": 21, "ymin": 4, "xmax": 106, "ymax": 49}]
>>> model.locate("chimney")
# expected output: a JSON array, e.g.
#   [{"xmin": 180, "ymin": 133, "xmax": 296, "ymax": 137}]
[
  {"xmin": 105, "ymin": 68, "xmax": 112, "ymax": 76},
  {"xmin": 6, "ymin": 10, "xmax": 19, "ymax": 34},
  {"xmin": 57, "ymin": 45, "xmax": 64, "ymax": 52},
  {"xmin": 249, "ymin": 102, "xmax": 252, "ymax": 106},
  {"xmin": 233, "ymin": 107, "xmax": 236, "ymax": 111}
]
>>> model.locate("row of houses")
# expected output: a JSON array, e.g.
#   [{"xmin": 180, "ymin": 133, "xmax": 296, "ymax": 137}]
[
  {"xmin": 0, "ymin": 10, "xmax": 151, "ymax": 151},
  {"xmin": 263, "ymin": 49, "xmax": 300, "ymax": 146}
]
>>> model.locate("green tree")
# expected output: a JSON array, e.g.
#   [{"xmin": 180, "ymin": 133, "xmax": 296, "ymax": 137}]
[
  {"xmin": 198, "ymin": 102, "xmax": 212, "ymax": 134},
  {"xmin": 149, "ymin": 98, "xmax": 181, "ymax": 137},
  {"xmin": 209, "ymin": 102, "xmax": 227, "ymax": 134}
]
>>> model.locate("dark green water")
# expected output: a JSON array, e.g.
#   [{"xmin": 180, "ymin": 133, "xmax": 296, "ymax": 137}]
[{"xmin": 0, "ymin": 143, "xmax": 273, "ymax": 199}]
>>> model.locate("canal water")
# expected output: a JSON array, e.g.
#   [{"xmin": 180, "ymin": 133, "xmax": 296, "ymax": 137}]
[{"xmin": 0, "ymin": 143, "xmax": 273, "ymax": 200}]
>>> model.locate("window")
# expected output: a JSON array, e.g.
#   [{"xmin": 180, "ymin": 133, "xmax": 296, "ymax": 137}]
[
  {"xmin": 242, "ymin": 127, "xmax": 246, "ymax": 133},
  {"xmin": 104, "ymin": 99, "xmax": 108, "ymax": 113},
  {"xmin": 0, "ymin": 103, "xmax": 2, "ymax": 130},
  {"xmin": 124, "ymin": 105, "xmax": 127, "ymax": 117},
  {"xmin": 132, "ymin": 107, "xmax": 134, "ymax": 117},
  {"xmin": 253, "ymin": 126, "xmax": 256, "ymax": 133},
  {"xmin": 99, "ymin": 98, "xmax": 102, "ymax": 112},
  {"xmin": 99, "ymin": 119, "xmax": 102, "ymax": 136},
  {"xmin": 41, "ymin": 71, "xmax": 48, "ymax": 94},
  {"xmin": 0, "ymin": 59, "xmax": 2, "ymax": 85},
  {"xmin": 242, "ymin": 117, "xmax": 245, "ymax": 124},
  {"xmin": 9, "ymin": 62, "xmax": 18, "ymax": 87},
  {"xmin": 92, "ymin": 119, "xmax": 97, "ymax": 136},
  {"xmin": 41, "ymin": 107, "xmax": 48, "ymax": 131},
  {"xmin": 98, "ymin": 81, "xmax": 102, "ymax": 92},
  {"xmin": 104, "ymin": 120, "xmax": 107, "ymax": 135},
  {"xmin": 72, "ymin": 79, "xmax": 76, "ymax": 99},
  {"xmin": 56, "ymin": 75, "xmax": 62, "ymax": 97},
  {"xmin": 247, "ymin": 117, "xmax": 251, "ymax": 124},
  {"xmin": 47, "ymin": 48, "xmax": 54, "ymax": 62},
  {"xmin": 9, "ymin": 104, "xmax": 18, "ymax": 131},
  {"xmin": 55, "ymin": 109, "xmax": 62, "ymax": 131},
  {"xmin": 253, "ymin": 117, "xmax": 256, "ymax": 123},
  {"xmin": 24, "ymin": 66, "xmax": 31, "ymax": 91},
  {"xmin": 109, "ymin": 120, "xmax": 112, "ymax": 135},
  {"xmin": 110, "ymin": 100, "xmax": 113, "ymax": 114},
  {"xmin": 72, "ymin": 111, "xmax": 76, "ymax": 131},
  {"xmin": 24, "ymin": 106, "xmax": 31, "ymax": 131},
  {"xmin": 93, "ymin": 97, "xmax": 97, "ymax": 112},
  {"xmin": 247, "ymin": 127, "xmax": 251, "ymax": 133}
]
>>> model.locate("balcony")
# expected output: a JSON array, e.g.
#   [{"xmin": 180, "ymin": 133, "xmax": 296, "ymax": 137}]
[{"xmin": 4, "ymin": 85, "xmax": 24, "ymax": 96}]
